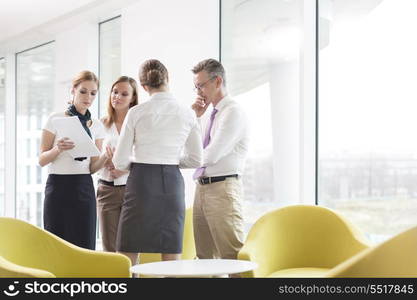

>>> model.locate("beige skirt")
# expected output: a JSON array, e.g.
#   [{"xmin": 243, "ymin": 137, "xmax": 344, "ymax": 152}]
[{"xmin": 97, "ymin": 182, "xmax": 126, "ymax": 252}]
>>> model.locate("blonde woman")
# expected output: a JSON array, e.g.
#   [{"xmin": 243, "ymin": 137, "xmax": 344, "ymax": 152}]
[
  {"xmin": 39, "ymin": 70, "xmax": 107, "ymax": 250},
  {"xmin": 97, "ymin": 76, "xmax": 139, "ymax": 252}
]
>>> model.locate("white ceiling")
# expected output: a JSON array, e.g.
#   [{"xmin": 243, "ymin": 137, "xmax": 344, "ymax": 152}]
[{"xmin": 0, "ymin": 0, "xmax": 101, "ymax": 44}]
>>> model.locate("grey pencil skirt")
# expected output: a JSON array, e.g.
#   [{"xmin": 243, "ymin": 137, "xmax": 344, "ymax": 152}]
[{"xmin": 116, "ymin": 163, "xmax": 185, "ymax": 253}]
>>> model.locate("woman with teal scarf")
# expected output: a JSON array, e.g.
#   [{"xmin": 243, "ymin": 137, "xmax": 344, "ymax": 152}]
[{"xmin": 39, "ymin": 70, "xmax": 107, "ymax": 250}]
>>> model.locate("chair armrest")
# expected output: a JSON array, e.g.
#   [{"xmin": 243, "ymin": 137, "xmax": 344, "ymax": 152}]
[
  {"xmin": 0, "ymin": 256, "xmax": 55, "ymax": 278},
  {"xmin": 54, "ymin": 245, "xmax": 131, "ymax": 278},
  {"xmin": 75, "ymin": 250, "xmax": 131, "ymax": 278},
  {"xmin": 237, "ymin": 237, "xmax": 280, "ymax": 277},
  {"xmin": 237, "ymin": 248, "xmax": 255, "ymax": 278}
]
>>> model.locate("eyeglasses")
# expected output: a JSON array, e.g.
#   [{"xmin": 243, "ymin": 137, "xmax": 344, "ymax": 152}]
[{"xmin": 193, "ymin": 76, "xmax": 216, "ymax": 92}]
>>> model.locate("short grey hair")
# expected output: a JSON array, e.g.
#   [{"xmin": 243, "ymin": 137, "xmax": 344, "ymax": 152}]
[{"xmin": 192, "ymin": 58, "xmax": 226, "ymax": 87}]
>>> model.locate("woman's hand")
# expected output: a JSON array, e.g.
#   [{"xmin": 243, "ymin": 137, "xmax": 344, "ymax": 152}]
[
  {"xmin": 109, "ymin": 169, "xmax": 126, "ymax": 180},
  {"xmin": 104, "ymin": 145, "xmax": 116, "ymax": 169},
  {"xmin": 105, "ymin": 145, "xmax": 115, "ymax": 159},
  {"xmin": 106, "ymin": 145, "xmax": 127, "ymax": 179},
  {"xmin": 56, "ymin": 137, "xmax": 75, "ymax": 153}
]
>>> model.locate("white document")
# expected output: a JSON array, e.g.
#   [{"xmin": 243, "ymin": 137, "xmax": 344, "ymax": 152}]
[{"xmin": 52, "ymin": 116, "xmax": 101, "ymax": 158}]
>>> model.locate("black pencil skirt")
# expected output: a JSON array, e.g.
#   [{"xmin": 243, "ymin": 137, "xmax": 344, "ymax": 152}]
[
  {"xmin": 43, "ymin": 174, "xmax": 96, "ymax": 250},
  {"xmin": 116, "ymin": 163, "xmax": 185, "ymax": 254}
]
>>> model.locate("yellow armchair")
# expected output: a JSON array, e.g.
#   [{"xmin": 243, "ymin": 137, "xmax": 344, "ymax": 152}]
[
  {"xmin": 0, "ymin": 256, "xmax": 55, "ymax": 278},
  {"xmin": 0, "ymin": 217, "xmax": 131, "ymax": 278},
  {"xmin": 238, "ymin": 205, "xmax": 370, "ymax": 277},
  {"xmin": 327, "ymin": 225, "xmax": 417, "ymax": 277},
  {"xmin": 139, "ymin": 207, "xmax": 196, "ymax": 264}
]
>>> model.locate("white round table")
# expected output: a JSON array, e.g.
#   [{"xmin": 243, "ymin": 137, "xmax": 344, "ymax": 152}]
[{"xmin": 130, "ymin": 259, "xmax": 258, "ymax": 278}]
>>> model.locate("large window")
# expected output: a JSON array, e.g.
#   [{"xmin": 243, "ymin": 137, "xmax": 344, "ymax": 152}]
[
  {"xmin": 319, "ymin": 0, "xmax": 417, "ymax": 241},
  {"xmin": 221, "ymin": 0, "xmax": 303, "ymax": 230},
  {"xmin": 99, "ymin": 16, "xmax": 121, "ymax": 118},
  {"xmin": 0, "ymin": 58, "xmax": 5, "ymax": 216},
  {"xmin": 96, "ymin": 16, "xmax": 121, "ymax": 248},
  {"xmin": 16, "ymin": 42, "xmax": 55, "ymax": 227}
]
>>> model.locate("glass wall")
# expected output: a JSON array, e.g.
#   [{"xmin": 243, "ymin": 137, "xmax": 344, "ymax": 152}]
[
  {"xmin": 96, "ymin": 16, "xmax": 121, "ymax": 248},
  {"xmin": 0, "ymin": 58, "xmax": 5, "ymax": 216},
  {"xmin": 16, "ymin": 42, "xmax": 55, "ymax": 227},
  {"xmin": 221, "ymin": 0, "xmax": 303, "ymax": 230},
  {"xmin": 319, "ymin": 0, "xmax": 417, "ymax": 241},
  {"xmin": 99, "ymin": 16, "xmax": 121, "ymax": 118}
]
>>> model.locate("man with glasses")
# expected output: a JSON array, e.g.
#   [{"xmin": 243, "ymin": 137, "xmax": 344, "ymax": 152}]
[{"xmin": 191, "ymin": 59, "xmax": 249, "ymax": 266}]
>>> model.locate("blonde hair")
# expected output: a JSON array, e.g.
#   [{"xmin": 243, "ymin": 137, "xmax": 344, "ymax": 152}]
[
  {"xmin": 102, "ymin": 76, "xmax": 139, "ymax": 128},
  {"xmin": 72, "ymin": 70, "xmax": 99, "ymax": 89}
]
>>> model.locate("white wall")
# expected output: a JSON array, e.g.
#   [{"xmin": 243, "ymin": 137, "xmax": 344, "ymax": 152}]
[
  {"xmin": 269, "ymin": 61, "xmax": 300, "ymax": 205},
  {"xmin": 54, "ymin": 22, "xmax": 99, "ymax": 113},
  {"xmin": 121, "ymin": 0, "xmax": 219, "ymax": 206},
  {"xmin": 121, "ymin": 0, "xmax": 219, "ymax": 104},
  {"xmin": 267, "ymin": 0, "xmax": 317, "ymax": 206},
  {"xmin": 299, "ymin": 0, "xmax": 317, "ymax": 204}
]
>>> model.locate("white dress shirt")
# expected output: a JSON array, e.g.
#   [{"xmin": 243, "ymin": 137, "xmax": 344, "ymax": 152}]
[
  {"xmin": 43, "ymin": 112, "xmax": 105, "ymax": 175},
  {"xmin": 113, "ymin": 92, "xmax": 203, "ymax": 170},
  {"xmin": 201, "ymin": 96, "xmax": 249, "ymax": 177},
  {"xmin": 98, "ymin": 122, "xmax": 129, "ymax": 185}
]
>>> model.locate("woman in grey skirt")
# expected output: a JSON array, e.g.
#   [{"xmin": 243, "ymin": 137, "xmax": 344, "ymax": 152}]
[{"xmin": 112, "ymin": 59, "xmax": 203, "ymax": 265}]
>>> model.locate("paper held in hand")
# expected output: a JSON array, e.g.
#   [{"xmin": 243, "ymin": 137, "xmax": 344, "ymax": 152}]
[{"xmin": 52, "ymin": 116, "xmax": 101, "ymax": 158}]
